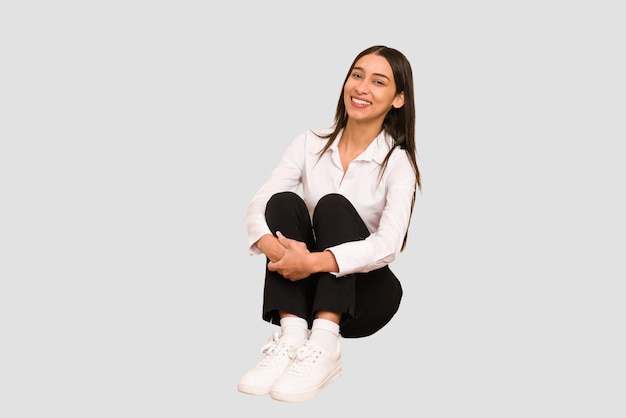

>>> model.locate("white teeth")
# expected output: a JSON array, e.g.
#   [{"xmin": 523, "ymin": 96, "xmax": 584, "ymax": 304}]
[{"xmin": 352, "ymin": 98, "xmax": 370, "ymax": 105}]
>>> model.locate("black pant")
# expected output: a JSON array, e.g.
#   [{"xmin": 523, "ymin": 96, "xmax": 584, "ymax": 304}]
[{"xmin": 262, "ymin": 192, "xmax": 403, "ymax": 338}]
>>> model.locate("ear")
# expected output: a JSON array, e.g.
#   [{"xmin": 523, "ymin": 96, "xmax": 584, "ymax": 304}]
[{"xmin": 392, "ymin": 92, "xmax": 405, "ymax": 109}]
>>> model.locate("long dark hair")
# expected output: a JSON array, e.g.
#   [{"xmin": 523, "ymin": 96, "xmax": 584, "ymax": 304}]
[{"xmin": 316, "ymin": 45, "xmax": 421, "ymax": 250}]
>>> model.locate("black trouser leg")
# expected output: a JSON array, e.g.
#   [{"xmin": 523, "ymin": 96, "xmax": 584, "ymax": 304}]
[
  {"xmin": 262, "ymin": 192, "xmax": 316, "ymax": 325},
  {"xmin": 311, "ymin": 193, "xmax": 403, "ymax": 338}
]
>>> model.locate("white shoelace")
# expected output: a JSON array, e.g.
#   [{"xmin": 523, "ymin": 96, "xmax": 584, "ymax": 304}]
[
  {"xmin": 258, "ymin": 331, "xmax": 296, "ymax": 367},
  {"xmin": 288, "ymin": 343, "xmax": 323, "ymax": 374}
]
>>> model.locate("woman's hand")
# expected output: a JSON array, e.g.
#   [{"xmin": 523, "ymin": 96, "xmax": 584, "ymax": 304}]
[{"xmin": 267, "ymin": 231, "xmax": 312, "ymax": 281}]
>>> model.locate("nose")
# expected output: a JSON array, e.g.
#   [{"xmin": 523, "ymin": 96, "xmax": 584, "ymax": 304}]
[{"xmin": 355, "ymin": 78, "xmax": 369, "ymax": 94}]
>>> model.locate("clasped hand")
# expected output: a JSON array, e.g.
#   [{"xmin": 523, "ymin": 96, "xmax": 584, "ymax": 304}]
[{"xmin": 267, "ymin": 231, "xmax": 312, "ymax": 281}]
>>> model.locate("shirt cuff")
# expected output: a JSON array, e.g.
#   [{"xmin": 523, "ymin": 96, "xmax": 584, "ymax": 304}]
[
  {"xmin": 326, "ymin": 240, "xmax": 376, "ymax": 276},
  {"xmin": 247, "ymin": 223, "xmax": 272, "ymax": 256}
]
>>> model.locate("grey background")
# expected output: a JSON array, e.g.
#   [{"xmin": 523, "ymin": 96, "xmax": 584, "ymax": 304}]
[{"xmin": 1, "ymin": 1, "xmax": 624, "ymax": 417}]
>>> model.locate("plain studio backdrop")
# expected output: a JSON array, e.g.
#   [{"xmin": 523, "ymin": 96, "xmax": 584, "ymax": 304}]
[{"xmin": 1, "ymin": 1, "xmax": 624, "ymax": 417}]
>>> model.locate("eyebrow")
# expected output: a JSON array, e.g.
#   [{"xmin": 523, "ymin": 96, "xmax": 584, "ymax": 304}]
[{"xmin": 353, "ymin": 66, "xmax": 391, "ymax": 81}]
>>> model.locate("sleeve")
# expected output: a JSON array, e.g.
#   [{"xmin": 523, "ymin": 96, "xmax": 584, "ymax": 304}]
[
  {"xmin": 327, "ymin": 150, "xmax": 417, "ymax": 276},
  {"xmin": 244, "ymin": 132, "xmax": 307, "ymax": 255}
]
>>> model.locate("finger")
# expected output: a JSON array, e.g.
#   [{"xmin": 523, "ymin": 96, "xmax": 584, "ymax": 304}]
[{"xmin": 275, "ymin": 232, "xmax": 291, "ymax": 249}]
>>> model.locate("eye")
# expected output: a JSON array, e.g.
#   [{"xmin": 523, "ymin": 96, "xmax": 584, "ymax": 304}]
[
  {"xmin": 373, "ymin": 79, "xmax": 386, "ymax": 86},
  {"xmin": 351, "ymin": 71, "xmax": 363, "ymax": 79}
]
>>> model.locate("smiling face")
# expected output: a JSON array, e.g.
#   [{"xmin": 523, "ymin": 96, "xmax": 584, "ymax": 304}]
[{"xmin": 343, "ymin": 53, "xmax": 405, "ymax": 126}]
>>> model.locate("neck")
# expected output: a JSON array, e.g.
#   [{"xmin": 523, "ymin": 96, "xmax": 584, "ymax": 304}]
[{"xmin": 341, "ymin": 120, "xmax": 383, "ymax": 148}]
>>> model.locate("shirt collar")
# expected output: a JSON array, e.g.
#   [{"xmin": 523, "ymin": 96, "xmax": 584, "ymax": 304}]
[{"xmin": 329, "ymin": 129, "xmax": 394, "ymax": 165}]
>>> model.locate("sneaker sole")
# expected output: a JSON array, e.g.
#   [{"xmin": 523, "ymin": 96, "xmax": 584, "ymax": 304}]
[
  {"xmin": 269, "ymin": 365, "xmax": 342, "ymax": 402},
  {"xmin": 237, "ymin": 382, "xmax": 271, "ymax": 396}
]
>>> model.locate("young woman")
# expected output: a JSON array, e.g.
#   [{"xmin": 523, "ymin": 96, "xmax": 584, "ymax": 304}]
[{"xmin": 238, "ymin": 45, "xmax": 421, "ymax": 402}]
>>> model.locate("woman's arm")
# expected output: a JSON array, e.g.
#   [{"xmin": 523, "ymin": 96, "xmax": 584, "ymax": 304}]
[
  {"xmin": 245, "ymin": 133, "xmax": 307, "ymax": 256},
  {"xmin": 327, "ymin": 152, "xmax": 417, "ymax": 276}
]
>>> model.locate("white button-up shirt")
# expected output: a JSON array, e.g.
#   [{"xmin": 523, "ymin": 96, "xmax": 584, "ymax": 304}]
[{"xmin": 245, "ymin": 128, "xmax": 417, "ymax": 277}]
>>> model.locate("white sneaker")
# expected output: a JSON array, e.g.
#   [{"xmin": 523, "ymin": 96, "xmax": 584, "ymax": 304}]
[
  {"xmin": 269, "ymin": 340, "xmax": 342, "ymax": 402},
  {"xmin": 237, "ymin": 331, "xmax": 301, "ymax": 396}
]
